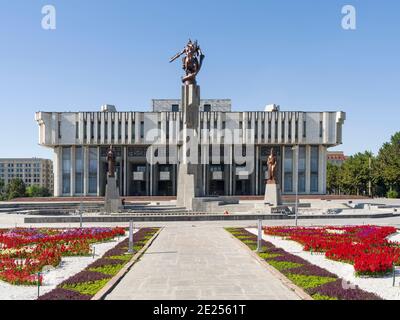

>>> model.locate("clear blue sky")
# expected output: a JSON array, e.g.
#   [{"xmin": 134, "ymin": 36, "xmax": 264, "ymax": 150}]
[{"xmin": 0, "ymin": 0, "xmax": 399, "ymax": 159}]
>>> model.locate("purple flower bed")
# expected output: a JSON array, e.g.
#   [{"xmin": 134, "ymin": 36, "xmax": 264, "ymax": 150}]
[
  {"xmin": 60, "ymin": 271, "xmax": 111, "ymax": 286},
  {"xmin": 286, "ymin": 265, "xmax": 337, "ymax": 278},
  {"xmin": 229, "ymin": 228, "xmax": 382, "ymax": 300},
  {"xmin": 87, "ymin": 258, "xmax": 125, "ymax": 268},
  {"xmin": 38, "ymin": 228, "xmax": 159, "ymax": 300},
  {"xmin": 38, "ymin": 288, "xmax": 92, "ymax": 300},
  {"xmin": 308, "ymin": 279, "xmax": 381, "ymax": 300}
]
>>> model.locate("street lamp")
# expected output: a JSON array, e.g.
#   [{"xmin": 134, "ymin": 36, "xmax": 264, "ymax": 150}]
[{"xmin": 292, "ymin": 145, "xmax": 299, "ymax": 227}]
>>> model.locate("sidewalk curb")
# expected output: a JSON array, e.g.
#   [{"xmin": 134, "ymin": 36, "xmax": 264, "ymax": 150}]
[
  {"xmin": 227, "ymin": 230, "xmax": 313, "ymax": 301},
  {"xmin": 91, "ymin": 227, "xmax": 163, "ymax": 300}
]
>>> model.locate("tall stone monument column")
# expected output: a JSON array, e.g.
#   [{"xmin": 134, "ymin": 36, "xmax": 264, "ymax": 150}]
[
  {"xmin": 170, "ymin": 39, "xmax": 205, "ymax": 211},
  {"xmin": 176, "ymin": 84, "xmax": 203, "ymax": 210}
]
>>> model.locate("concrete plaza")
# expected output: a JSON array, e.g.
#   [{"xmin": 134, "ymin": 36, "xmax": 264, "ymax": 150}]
[{"xmin": 106, "ymin": 225, "xmax": 300, "ymax": 300}]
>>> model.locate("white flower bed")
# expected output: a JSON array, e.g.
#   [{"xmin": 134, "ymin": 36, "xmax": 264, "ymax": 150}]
[
  {"xmin": 0, "ymin": 234, "xmax": 132, "ymax": 300},
  {"xmin": 246, "ymin": 228, "xmax": 400, "ymax": 300}
]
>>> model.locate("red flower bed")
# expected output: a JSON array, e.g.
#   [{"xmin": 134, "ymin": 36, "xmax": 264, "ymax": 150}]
[
  {"xmin": 0, "ymin": 227, "xmax": 125, "ymax": 285},
  {"xmin": 264, "ymin": 225, "xmax": 400, "ymax": 276}
]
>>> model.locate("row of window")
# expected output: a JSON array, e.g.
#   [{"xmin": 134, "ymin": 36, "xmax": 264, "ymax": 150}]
[
  {"xmin": 59, "ymin": 145, "xmax": 321, "ymax": 195},
  {"xmin": 58, "ymin": 119, "xmax": 322, "ymax": 142},
  {"xmin": 0, "ymin": 174, "xmax": 42, "ymax": 183},
  {"xmin": 0, "ymin": 163, "xmax": 41, "ymax": 168},
  {"xmin": 62, "ymin": 147, "xmax": 98, "ymax": 195}
]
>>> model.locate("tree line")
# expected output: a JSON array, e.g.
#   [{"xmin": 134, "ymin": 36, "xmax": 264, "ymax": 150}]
[
  {"xmin": 0, "ymin": 179, "xmax": 51, "ymax": 201},
  {"xmin": 327, "ymin": 132, "xmax": 400, "ymax": 198}
]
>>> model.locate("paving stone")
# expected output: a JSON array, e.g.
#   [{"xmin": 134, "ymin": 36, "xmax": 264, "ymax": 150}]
[{"xmin": 106, "ymin": 226, "xmax": 300, "ymax": 300}]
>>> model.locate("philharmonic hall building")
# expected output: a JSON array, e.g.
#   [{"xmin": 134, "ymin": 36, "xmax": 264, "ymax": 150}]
[{"xmin": 35, "ymin": 101, "xmax": 345, "ymax": 198}]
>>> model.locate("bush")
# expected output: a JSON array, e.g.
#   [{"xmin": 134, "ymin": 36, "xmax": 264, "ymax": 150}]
[
  {"xmin": 387, "ymin": 189, "xmax": 399, "ymax": 199},
  {"xmin": 26, "ymin": 185, "xmax": 51, "ymax": 197},
  {"xmin": 5, "ymin": 179, "xmax": 26, "ymax": 200}
]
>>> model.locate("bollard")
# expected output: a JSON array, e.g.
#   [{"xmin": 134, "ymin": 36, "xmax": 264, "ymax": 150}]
[
  {"xmin": 128, "ymin": 220, "xmax": 134, "ymax": 254},
  {"xmin": 37, "ymin": 272, "xmax": 41, "ymax": 298},
  {"xmin": 92, "ymin": 246, "xmax": 96, "ymax": 259},
  {"xmin": 256, "ymin": 220, "xmax": 263, "ymax": 253},
  {"xmin": 79, "ymin": 211, "xmax": 83, "ymax": 228},
  {"xmin": 393, "ymin": 263, "xmax": 396, "ymax": 287}
]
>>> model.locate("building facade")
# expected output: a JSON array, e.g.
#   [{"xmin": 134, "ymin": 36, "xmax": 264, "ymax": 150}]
[
  {"xmin": 35, "ymin": 100, "xmax": 345, "ymax": 197},
  {"xmin": 327, "ymin": 151, "xmax": 348, "ymax": 166},
  {"xmin": 0, "ymin": 158, "xmax": 53, "ymax": 192}
]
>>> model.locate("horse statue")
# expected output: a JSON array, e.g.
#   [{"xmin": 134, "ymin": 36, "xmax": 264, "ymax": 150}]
[{"xmin": 170, "ymin": 39, "xmax": 205, "ymax": 85}]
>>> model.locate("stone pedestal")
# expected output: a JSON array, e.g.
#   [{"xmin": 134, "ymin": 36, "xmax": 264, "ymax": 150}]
[
  {"xmin": 104, "ymin": 176, "xmax": 122, "ymax": 214},
  {"xmin": 264, "ymin": 183, "xmax": 282, "ymax": 207},
  {"xmin": 176, "ymin": 84, "xmax": 203, "ymax": 211}
]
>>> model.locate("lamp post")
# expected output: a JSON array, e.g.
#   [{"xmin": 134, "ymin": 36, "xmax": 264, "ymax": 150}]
[{"xmin": 292, "ymin": 146, "xmax": 299, "ymax": 227}]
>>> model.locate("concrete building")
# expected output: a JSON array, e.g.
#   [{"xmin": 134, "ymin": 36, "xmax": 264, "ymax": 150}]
[
  {"xmin": 0, "ymin": 158, "xmax": 53, "ymax": 192},
  {"xmin": 35, "ymin": 101, "xmax": 345, "ymax": 197},
  {"xmin": 327, "ymin": 151, "xmax": 348, "ymax": 166}
]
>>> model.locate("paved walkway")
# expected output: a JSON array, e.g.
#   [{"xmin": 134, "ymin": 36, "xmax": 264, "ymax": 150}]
[{"xmin": 106, "ymin": 226, "xmax": 300, "ymax": 300}]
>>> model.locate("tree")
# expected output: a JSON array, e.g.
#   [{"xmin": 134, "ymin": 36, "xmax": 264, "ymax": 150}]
[
  {"xmin": 339, "ymin": 152, "xmax": 373, "ymax": 196},
  {"xmin": 0, "ymin": 180, "xmax": 5, "ymax": 201},
  {"xmin": 5, "ymin": 179, "xmax": 26, "ymax": 200},
  {"xmin": 26, "ymin": 185, "xmax": 51, "ymax": 198},
  {"xmin": 327, "ymin": 163, "xmax": 341, "ymax": 194},
  {"xmin": 376, "ymin": 132, "xmax": 400, "ymax": 197}
]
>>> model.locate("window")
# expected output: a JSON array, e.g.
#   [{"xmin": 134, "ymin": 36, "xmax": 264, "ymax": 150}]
[
  {"xmin": 91, "ymin": 121, "xmax": 94, "ymax": 139},
  {"xmin": 58, "ymin": 121, "xmax": 62, "ymax": 139},
  {"xmin": 98, "ymin": 121, "xmax": 101, "ymax": 140},
  {"xmin": 172, "ymin": 104, "xmax": 179, "ymax": 112},
  {"xmin": 319, "ymin": 121, "xmax": 323, "ymax": 138},
  {"xmin": 281, "ymin": 120, "xmax": 285, "ymax": 139},
  {"xmin": 261, "ymin": 121, "xmax": 265, "ymax": 139},
  {"xmin": 83, "ymin": 121, "xmax": 87, "ymax": 139},
  {"xmin": 298, "ymin": 146, "xmax": 306, "ymax": 193},
  {"xmin": 105, "ymin": 121, "xmax": 108, "ymax": 140},
  {"xmin": 288, "ymin": 121, "xmax": 292, "ymax": 140},
  {"xmin": 284, "ymin": 147, "xmax": 293, "ymax": 192},
  {"xmin": 203, "ymin": 104, "xmax": 211, "ymax": 112},
  {"xmin": 303, "ymin": 121, "xmax": 307, "ymax": 138},
  {"xmin": 118, "ymin": 121, "xmax": 122, "ymax": 140},
  {"xmin": 268, "ymin": 121, "xmax": 271, "ymax": 139},
  {"xmin": 89, "ymin": 147, "xmax": 97, "ymax": 194},
  {"xmin": 140, "ymin": 121, "xmax": 144, "ymax": 139},
  {"xmin": 62, "ymin": 147, "xmax": 71, "ymax": 194},
  {"xmin": 310, "ymin": 146, "xmax": 319, "ymax": 192},
  {"xmin": 75, "ymin": 147, "xmax": 83, "ymax": 194}
]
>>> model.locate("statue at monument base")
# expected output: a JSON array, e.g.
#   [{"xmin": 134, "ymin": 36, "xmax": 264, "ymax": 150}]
[{"xmin": 264, "ymin": 148, "xmax": 283, "ymax": 207}]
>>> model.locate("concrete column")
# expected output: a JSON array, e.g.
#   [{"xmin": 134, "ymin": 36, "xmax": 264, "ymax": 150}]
[
  {"xmin": 281, "ymin": 146, "xmax": 285, "ymax": 192},
  {"xmin": 172, "ymin": 164, "xmax": 177, "ymax": 196},
  {"xmin": 123, "ymin": 146, "xmax": 128, "ymax": 196},
  {"xmin": 149, "ymin": 146, "xmax": 153, "ymax": 196},
  {"xmin": 54, "ymin": 147, "xmax": 62, "ymax": 197},
  {"xmin": 255, "ymin": 146, "xmax": 259, "ymax": 195},
  {"xmin": 176, "ymin": 84, "xmax": 201, "ymax": 209}
]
